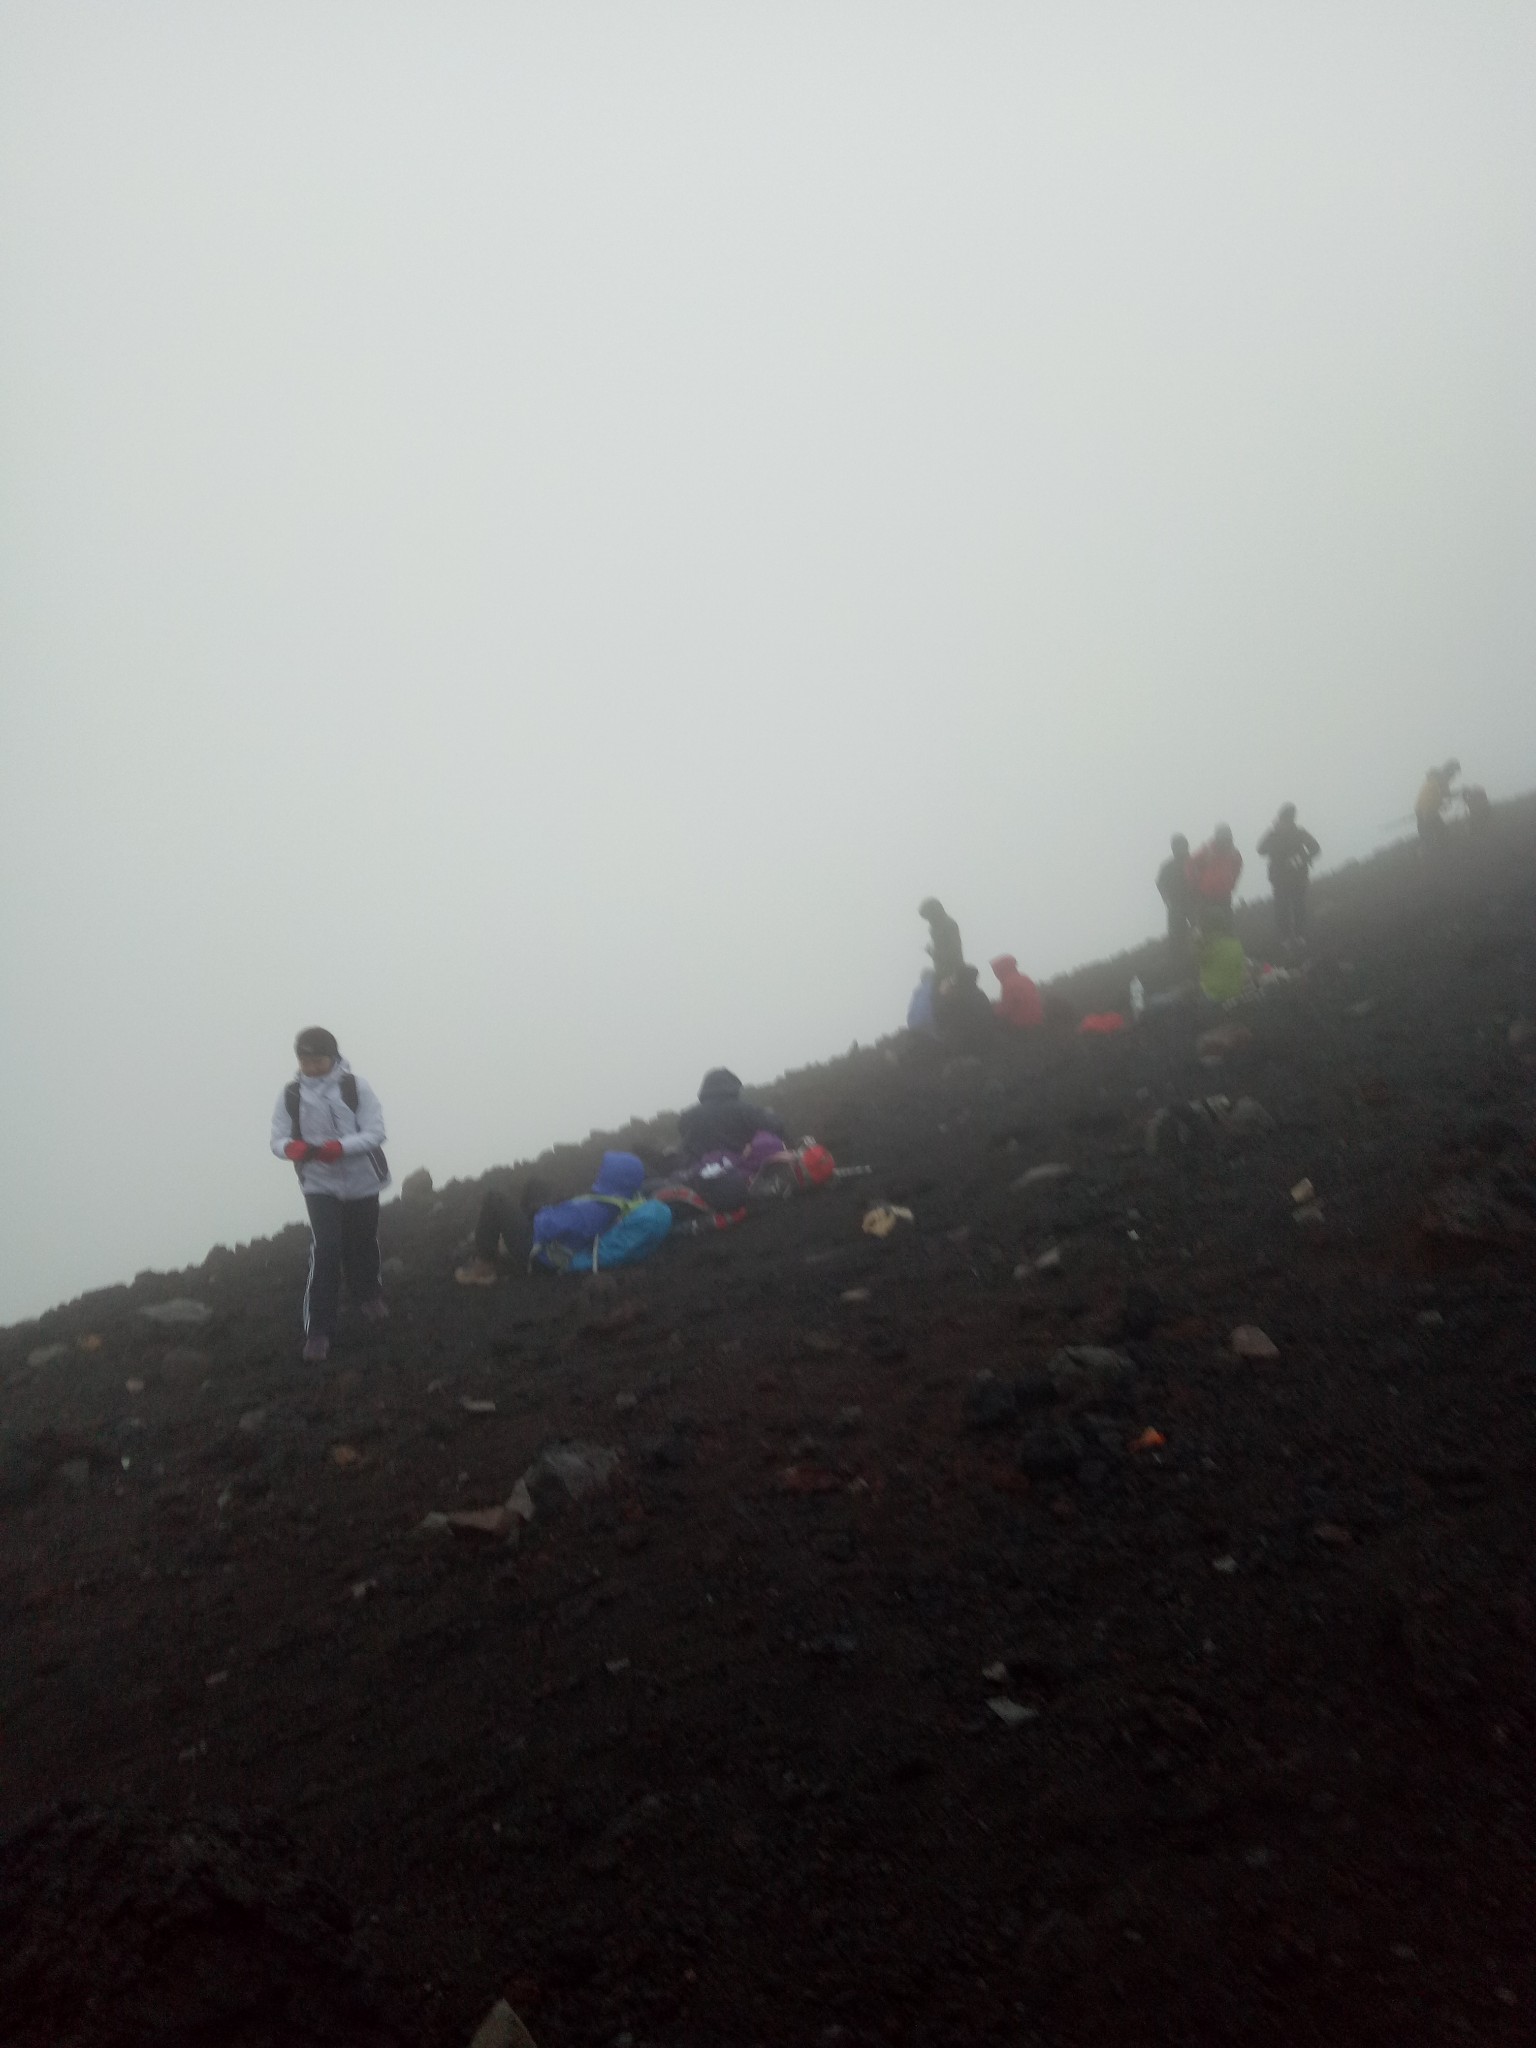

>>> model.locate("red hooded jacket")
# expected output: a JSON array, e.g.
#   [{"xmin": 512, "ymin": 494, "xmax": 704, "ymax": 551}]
[
  {"xmin": 991, "ymin": 955, "xmax": 1045, "ymax": 1029},
  {"xmin": 1186, "ymin": 839, "xmax": 1243, "ymax": 903}
]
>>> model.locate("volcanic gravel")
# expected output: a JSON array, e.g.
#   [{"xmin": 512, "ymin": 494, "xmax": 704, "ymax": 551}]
[{"xmin": 4, "ymin": 814, "xmax": 1535, "ymax": 2048}]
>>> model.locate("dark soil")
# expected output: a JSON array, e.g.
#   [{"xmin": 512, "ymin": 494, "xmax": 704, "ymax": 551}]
[{"xmin": 4, "ymin": 812, "xmax": 1536, "ymax": 2048}]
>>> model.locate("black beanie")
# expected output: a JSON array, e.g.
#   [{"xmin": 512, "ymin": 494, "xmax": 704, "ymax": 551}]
[{"xmin": 295, "ymin": 1026, "xmax": 340, "ymax": 1060}]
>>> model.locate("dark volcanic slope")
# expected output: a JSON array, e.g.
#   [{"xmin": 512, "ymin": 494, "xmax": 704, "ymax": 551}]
[{"xmin": 4, "ymin": 815, "xmax": 1536, "ymax": 2048}]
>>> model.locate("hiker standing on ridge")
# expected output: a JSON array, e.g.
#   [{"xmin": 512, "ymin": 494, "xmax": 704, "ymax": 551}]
[
  {"xmin": 1185, "ymin": 825, "xmax": 1243, "ymax": 934},
  {"xmin": 1257, "ymin": 803, "xmax": 1320, "ymax": 947},
  {"xmin": 1415, "ymin": 760, "xmax": 1460, "ymax": 853},
  {"xmin": 919, "ymin": 898, "xmax": 966, "ymax": 986},
  {"xmin": 1156, "ymin": 835, "xmax": 1193, "ymax": 965},
  {"xmin": 269, "ymin": 1027, "xmax": 390, "ymax": 1363}
]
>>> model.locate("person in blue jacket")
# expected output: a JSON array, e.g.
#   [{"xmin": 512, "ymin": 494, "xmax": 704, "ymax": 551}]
[{"xmin": 457, "ymin": 1151, "xmax": 670, "ymax": 1283}]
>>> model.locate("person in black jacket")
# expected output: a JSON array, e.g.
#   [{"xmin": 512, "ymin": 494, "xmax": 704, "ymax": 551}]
[
  {"xmin": 1257, "ymin": 803, "xmax": 1321, "ymax": 945},
  {"xmin": 918, "ymin": 898, "xmax": 966, "ymax": 985},
  {"xmin": 1155, "ymin": 835, "xmax": 1193, "ymax": 965},
  {"xmin": 677, "ymin": 1070, "xmax": 785, "ymax": 1163}
]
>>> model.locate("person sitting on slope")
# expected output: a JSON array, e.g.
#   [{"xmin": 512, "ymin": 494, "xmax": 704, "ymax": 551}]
[
  {"xmin": 677, "ymin": 1068, "xmax": 785, "ymax": 1168},
  {"xmin": 458, "ymin": 1152, "xmax": 670, "ymax": 1282},
  {"xmin": 990, "ymin": 954, "xmax": 1045, "ymax": 1029}
]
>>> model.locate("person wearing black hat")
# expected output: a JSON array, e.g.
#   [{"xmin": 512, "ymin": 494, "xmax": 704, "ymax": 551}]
[
  {"xmin": 1257, "ymin": 803, "xmax": 1321, "ymax": 945},
  {"xmin": 677, "ymin": 1068, "xmax": 785, "ymax": 1165},
  {"xmin": 269, "ymin": 1027, "xmax": 391, "ymax": 1362}
]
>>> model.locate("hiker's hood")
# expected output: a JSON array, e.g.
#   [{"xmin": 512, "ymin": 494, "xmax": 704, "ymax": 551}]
[
  {"xmin": 698, "ymin": 1068, "xmax": 742, "ymax": 1103},
  {"xmin": 990, "ymin": 955, "xmax": 1019, "ymax": 979},
  {"xmin": 592, "ymin": 1151, "xmax": 646, "ymax": 1199},
  {"xmin": 294, "ymin": 1056, "xmax": 354, "ymax": 1093}
]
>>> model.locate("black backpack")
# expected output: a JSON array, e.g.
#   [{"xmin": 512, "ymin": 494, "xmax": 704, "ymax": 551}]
[{"xmin": 285, "ymin": 1074, "xmax": 389, "ymax": 1184}]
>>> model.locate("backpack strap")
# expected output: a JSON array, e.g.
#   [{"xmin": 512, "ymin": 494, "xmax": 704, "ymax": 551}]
[
  {"xmin": 285, "ymin": 1081, "xmax": 303, "ymax": 1176},
  {"xmin": 340, "ymin": 1072, "xmax": 359, "ymax": 1113}
]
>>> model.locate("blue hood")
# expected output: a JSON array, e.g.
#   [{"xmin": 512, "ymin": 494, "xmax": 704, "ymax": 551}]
[{"xmin": 593, "ymin": 1151, "xmax": 646, "ymax": 1198}]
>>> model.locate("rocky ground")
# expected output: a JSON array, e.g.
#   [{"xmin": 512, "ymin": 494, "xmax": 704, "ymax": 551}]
[{"xmin": 3, "ymin": 811, "xmax": 1535, "ymax": 2048}]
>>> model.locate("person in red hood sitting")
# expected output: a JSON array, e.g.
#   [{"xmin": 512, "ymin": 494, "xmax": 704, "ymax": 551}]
[
  {"xmin": 991, "ymin": 955, "xmax": 1045, "ymax": 1029},
  {"xmin": 1185, "ymin": 824, "xmax": 1243, "ymax": 932}
]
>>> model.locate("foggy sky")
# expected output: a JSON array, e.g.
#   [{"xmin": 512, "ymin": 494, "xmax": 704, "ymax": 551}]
[{"xmin": 3, "ymin": 2, "xmax": 1535, "ymax": 1326}]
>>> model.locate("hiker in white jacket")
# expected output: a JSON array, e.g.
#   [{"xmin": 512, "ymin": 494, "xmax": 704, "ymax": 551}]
[{"xmin": 269, "ymin": 1026, "xmax": 391, "ymax": 1362}]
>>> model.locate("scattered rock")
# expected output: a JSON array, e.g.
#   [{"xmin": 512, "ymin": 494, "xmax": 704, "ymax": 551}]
[
  {"xmin": 399, "ymin": 1167, "xmax": 434, "ymax": 1204},
  {"xmin": 460, "ymin": 1397, "xmax": 497, "ymax": 1415},
  {"xmin": 447, "ymin": 1506, "xmax": 517, "ymax": 1540},
  {"xmin": 1422, "ymin": 1177, "xmax": 1536, "ymax": 1247},
  {"xmin": 467, "ymin": 1996, "xmax": 539, "ymax": 2048},
  {"xmin": 124, "ymin": 1378, "xmax": 145, "ymax": 1395},
  {"xmin": 1293, "ymin": 1202, "xmax": 1326, "ymax": 1226},
  {"xmin": 1012, "ymin": 1163, "xmax": 1072, "ymax": 1190},
  {"xmin": 1216, "ymin": 1096, "xmax": 1275, "ymax": 1138},
  {"xmin": 137, "ymin": 1299, "xmax": 213, "ymax": 1326},
  {"xmin": 986, "ymin": 1697, "xmax": 1039, "ymax": 1728},
  {"xmin": 614, "ymin": 1391, "xmax": 639, "ymax": 1411},
  {"xmin": 840, "ymin": 1288, "xmax": 872, "ymax": 1304},
  {"xmin": 1212, "ymin": 1554, "xmax": 1239, "ymax": 1574},
  {"xmin": 1045, "ymin": 1347, "xmax": 1135, "ymax": 1400},
  {"xmin": 236, "ymin": 1409, "xmax": 266, "ymax": 1435},
  {"xmin": 525, "ymin": 1440, "xmax": 621, "ymax": 1506},
  {"xmin": 862, "ymin": 1204, "xmax": 914, "ymax": 1237},
  {"xmin": 329, "ymin": 1444, "xmax": 364, "ymax": 1468},
  {"xmin": 1291, "ymin": 1178, "xmax": 1315, "ymax": 1204},
  {"xmin": 27, "ymin": 1343, "xmax": 68, "ymax": 1368},
  {"xmin": 1230, "ymin": 1325, "xmax": 1279, "ymax": 1359}
]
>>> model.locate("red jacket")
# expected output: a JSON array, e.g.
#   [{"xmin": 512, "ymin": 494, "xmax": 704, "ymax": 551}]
[
  {"xmin": 1186, "ymin": 841, "xmax": 1243, "ymax": 903},
  {"xmin": 991, "ymin": 955, "xmax": 1044, "ymax": 1029}
]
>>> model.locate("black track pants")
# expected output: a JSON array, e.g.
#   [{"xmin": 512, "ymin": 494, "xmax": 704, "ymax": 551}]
[
  {"xmin": 303, "ymin": 1194, "xmax": 381, "ymax": 1338},
  {"xmin": 1273, "ymin": 872, "xmax": 1308, "ymax": 942},
  {"xmin": 474, "ymin": 1190, "xmax": 519, "ymax": 1264}
]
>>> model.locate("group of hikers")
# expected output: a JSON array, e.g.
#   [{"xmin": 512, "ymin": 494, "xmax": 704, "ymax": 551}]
[
  {"xmin": 273, "ymin": 766, "xmax": 1484, "ymax": 1360},
  {"xmin": 270, "ymin": 1046, "xmax": 820, "ymax": 1361}
]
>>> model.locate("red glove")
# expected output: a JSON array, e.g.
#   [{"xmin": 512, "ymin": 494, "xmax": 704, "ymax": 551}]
[
  {"xmin": 283, "ymin": 1140, "xmax": 311, "ymax": 1162},
  {"xmin": 315, "ymin": 1139, "xmax": 344, "ymax": 1163}
]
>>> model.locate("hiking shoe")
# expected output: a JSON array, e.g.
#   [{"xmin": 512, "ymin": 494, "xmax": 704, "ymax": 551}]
[
  {"xmin": 358, "ymin": 1296, "xmax": 390, "ymax": 1324},
  {"xmin": 454, "ymin": 1257, "xmax": 498, "ymax": 1287},
  {"xmin": 302, "ymin": 1334, "xmax": 330, "ymax": 1363}
]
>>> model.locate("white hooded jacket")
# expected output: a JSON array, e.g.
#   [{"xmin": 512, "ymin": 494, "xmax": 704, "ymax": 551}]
[{"xmin": 269, "ymin": 1059, "xmax": 391, "ymax": 1201}]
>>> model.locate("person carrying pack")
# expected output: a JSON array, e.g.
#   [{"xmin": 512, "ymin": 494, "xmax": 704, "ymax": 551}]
[
  {"xmin": 458, "ymin": 1152, "xmax": 672, "ymax": 1283},
  {"xmin": 269, "ymin": 1026, "xmax": 390, "ymax": 1362},
  {"xmin": 1256, "ymin": 803, "xmax": 1320, "ymax": 945}
]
